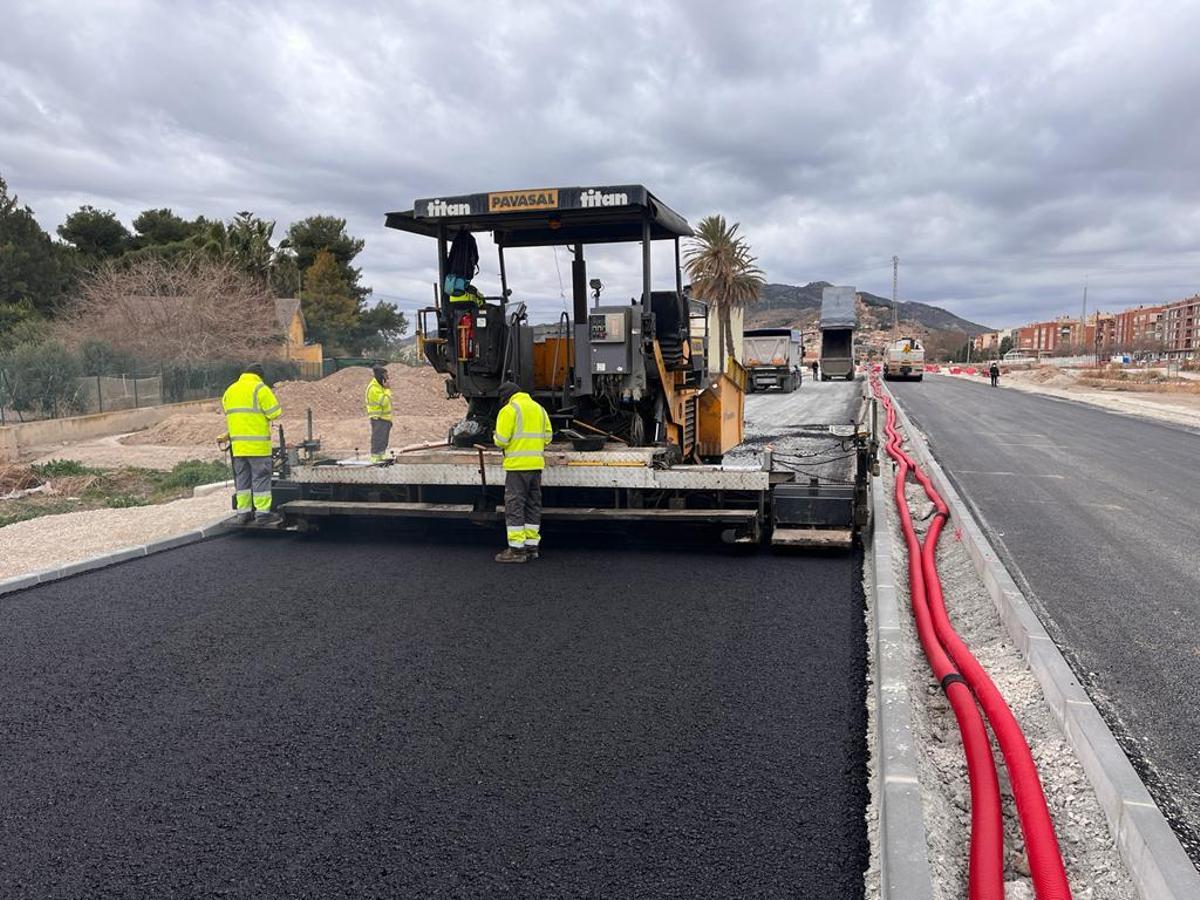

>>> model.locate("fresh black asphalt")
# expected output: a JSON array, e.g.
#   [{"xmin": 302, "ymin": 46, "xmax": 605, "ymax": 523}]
[
  {"xmin": 0, "ymin": 526, "xmax": 868, "ymax": 898},
  {"xmin": 891, "ymin": 375, "xmax": 1200, "ymax": 863}
]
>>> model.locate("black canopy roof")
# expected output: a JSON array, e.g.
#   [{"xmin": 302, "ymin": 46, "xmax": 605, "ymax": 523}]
[{"xmin": 384, "ymin": 184, "xmax": 692, "ymax": 247}]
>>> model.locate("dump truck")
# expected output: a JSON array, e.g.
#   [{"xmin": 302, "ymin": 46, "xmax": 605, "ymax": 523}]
[
  {"xmin": 819, "ymin": 286, "xmax": 857, "ymax": 381},
  {"xmin": 251, "ymin": 185, "xmax": 877, "ymax": 548},
  {"xmin": 883, "ymin": 337, "xmax": 925, "ymax": 381},
  {"xmin": 744, "ymin": 328, "xmax": 803, "ymax": 392}
]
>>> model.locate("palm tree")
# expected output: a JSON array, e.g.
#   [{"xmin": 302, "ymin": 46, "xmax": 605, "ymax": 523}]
[{"xmin": 683, "ymin": 215, "xmax": 764, "ymax": 366}]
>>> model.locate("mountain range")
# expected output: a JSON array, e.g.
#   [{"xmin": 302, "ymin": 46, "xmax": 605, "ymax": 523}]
[{"xmin": 749, "ymin": 282, "xmax": 992, "ymax": 336}]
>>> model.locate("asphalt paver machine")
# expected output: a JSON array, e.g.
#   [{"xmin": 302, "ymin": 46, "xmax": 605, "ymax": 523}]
[
  {"xmin": 265, "ymin": 185, "xmax": 875, "ymax": 547},
  {"xmin": 391, "ymin": 184, "xmax": 743, "ymax": 460}
]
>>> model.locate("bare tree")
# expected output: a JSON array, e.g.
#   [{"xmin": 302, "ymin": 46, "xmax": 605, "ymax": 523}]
[{"xmin": 61, "ymin": 256, "xmax": 282, "ymax": 365}]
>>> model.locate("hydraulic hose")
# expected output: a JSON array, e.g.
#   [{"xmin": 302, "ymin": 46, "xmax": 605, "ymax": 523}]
[
  {"xmin": 877, "ymin": 381, "xmax": 1005, "ymax": 899},
  {"xmin": 873, "ymin": 375, "xmax": 1073, "ymax": 900}
]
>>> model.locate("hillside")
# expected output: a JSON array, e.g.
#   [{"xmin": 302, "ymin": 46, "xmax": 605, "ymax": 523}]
[{"xmin": 751, "ymin": 281, "xmax": 991, "ymax": 336}]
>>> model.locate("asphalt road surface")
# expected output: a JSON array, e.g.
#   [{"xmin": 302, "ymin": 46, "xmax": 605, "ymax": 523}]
[
  {"xmin": 891, "ymin": 375, "xmax": 1200, "ymax": 862},
  {"xmin": 0, "ymin": 526, "xmax": 868, "ymax": 897},
  {"xmin": 739, "ymin": 375, "xmax": 865, "ymax": 483}
]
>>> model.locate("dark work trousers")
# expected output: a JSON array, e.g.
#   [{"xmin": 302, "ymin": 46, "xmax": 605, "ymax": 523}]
[
  {"xmin": 232, "ymin": 455, "xmax": 273, "ymax": 513},
  {"xmin": 990, "ymin": 372, "xmax": 999, "ymax": 387},
  {"xmin": 504, "ymin": 470, "xmax": 543, "ymax": 548},
  {"xmin": 369, "ymin": 418, "xmax": 392, "ymax": 458}
]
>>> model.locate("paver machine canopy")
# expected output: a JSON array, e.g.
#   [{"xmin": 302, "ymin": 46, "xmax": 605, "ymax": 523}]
[{"xmin": 386, "ymin": 185, "xmax": 745, "ymax": 459}]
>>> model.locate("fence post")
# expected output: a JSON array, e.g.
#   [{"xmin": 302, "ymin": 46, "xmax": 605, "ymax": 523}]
[
  {"xmin": 96, "ymin": 375, "xmax": 103, "ymax": 413},
  {"xmin": 133, "ymin": 372, "xmax": 139, "ymax": 408}
]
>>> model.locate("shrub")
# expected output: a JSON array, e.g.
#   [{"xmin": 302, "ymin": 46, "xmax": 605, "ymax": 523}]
[
  {"xmin": 159, "ymin": 459, "xmax": 229, "ymax": 490},
  {"xmin": 79, "ymin": 339, "xmax": 137, "ymax": 377},
  {"xmin": 0, "ymin": 339, "xmax": 85, "ymax": 416},
  {"xmin": 106, "ymin": 494, "xmax": 148, "ymax": 508},
  {"xmin": 32, "ymin": 458, "xmax": 91, "ymax": 478}
]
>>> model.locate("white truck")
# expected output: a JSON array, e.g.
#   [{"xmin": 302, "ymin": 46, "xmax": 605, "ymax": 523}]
[
  {"xmin": 743, "ymin": 328, "xmax": 803, "ymax": 392},
  {"xmin": 883, "ymin": 337, "xmax": 925, "ymax": 381}
]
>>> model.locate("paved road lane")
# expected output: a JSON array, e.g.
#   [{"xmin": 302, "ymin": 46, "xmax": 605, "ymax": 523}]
[
  {"xmin": 0, "ymin": 529, "xmax": 868, "ymax": 898},
  {"xmin": 891, "ymin": 375, "xmax": 1200, "ymax": 862}
]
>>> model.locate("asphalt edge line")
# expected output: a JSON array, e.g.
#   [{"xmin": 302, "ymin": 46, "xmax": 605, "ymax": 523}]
[
  {"xmin": 0, "ymin": 515, "xmax": 233, "ymax": 597},
  {"xmin": 885, "ymin": 382, "xmax": 1200, "ymax": 899},
  {"xmin": 866, "ymin": 457, "xmax": 936, "ymax": 899}
]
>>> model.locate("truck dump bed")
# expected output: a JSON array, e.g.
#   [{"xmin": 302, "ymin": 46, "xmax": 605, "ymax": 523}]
[{"xmin": 820, "ymin": 286, "xmax": 857, "ymax": 329}]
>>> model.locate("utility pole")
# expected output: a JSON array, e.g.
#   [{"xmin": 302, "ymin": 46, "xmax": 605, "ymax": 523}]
[
  {"xmin": 1080, "ymin": 275, "xmax": 1088, "ymax": 355},
  {"xmin": 892, "ymin": 255, "xmax": 899, "ymax": 341}
]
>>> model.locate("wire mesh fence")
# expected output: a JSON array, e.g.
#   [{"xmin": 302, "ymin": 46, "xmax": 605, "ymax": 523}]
[{"xmin": 0, "ymin": 359, "xmax": 324, "ymax": 425}]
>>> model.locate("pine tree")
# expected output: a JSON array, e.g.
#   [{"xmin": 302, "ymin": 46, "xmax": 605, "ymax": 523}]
[{"xmin": 301, "ymin": 250, "xmax": 359, "ymax": 351}]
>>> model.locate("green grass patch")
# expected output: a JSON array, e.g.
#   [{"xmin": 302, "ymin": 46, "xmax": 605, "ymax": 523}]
[
  {"xmin": 158, "ymin": 459, "xmax": 230, "ymax": 491},
  {"xmin": 32, "ymin": 459, "xmax": 95, "ymax": 478},
  {"xmin": 3, "ymin": 458, "xmax": 231, "ymax": 529}
]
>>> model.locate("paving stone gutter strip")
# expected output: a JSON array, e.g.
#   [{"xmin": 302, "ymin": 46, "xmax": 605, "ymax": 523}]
[
  {"xmin": 866, "ymin": 467, "xmax": 937, "ymax": 899},
  {"xmin": 885, "ymin": 382, "xmax": 1200, "ymax": 899},
  {"xmin": 0, "ymin": 516, "xmax": 232, "ymax": 597}
]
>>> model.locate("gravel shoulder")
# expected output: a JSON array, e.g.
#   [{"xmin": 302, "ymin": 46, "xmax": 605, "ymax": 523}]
[
  {"xmin": 0, "ymin": 490, "xmax": 228, "ymax": 580},
  {"xmin": 879, "ymin": 452, "xmax": 1135, "ymax": 898},
  {"xmin": 941, "ymin": 370, "xmax": 1200, "ymax": 430}
]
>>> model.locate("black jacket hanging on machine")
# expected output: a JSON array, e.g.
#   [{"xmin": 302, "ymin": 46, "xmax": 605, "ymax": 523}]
[{"xmin": 444, "ymin": 228, "xmax": 479, "ymax": 295}]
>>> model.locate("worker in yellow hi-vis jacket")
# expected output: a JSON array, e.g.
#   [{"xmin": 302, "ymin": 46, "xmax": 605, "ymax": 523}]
[
  {"xmin": 364, "ymin": 366, "xmax": 392, "ymax": 462},
  {"xmin": 220, "ymin": 364, "xmax": 282, "ymax": 525},
  {"xmin": 492, "ymin": 381, "xmax": 553, "ymax": 563}
]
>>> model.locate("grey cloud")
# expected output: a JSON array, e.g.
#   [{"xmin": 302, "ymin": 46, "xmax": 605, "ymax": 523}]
[{"xmin": 2, "ymin": 0, "xmax": 1198, "ymax": 329}]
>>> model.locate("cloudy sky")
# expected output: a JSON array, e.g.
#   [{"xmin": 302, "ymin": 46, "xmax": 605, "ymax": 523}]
[{"xmin": 3, "ymin": 0, "xmax": 1199, "ymax": 329}]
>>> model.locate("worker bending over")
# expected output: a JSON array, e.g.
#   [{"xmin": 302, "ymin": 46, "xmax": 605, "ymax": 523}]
[
  {"xmin": 365, "ymin": 365, "xmax": 392, "ymax": 462},
  {"xmin": 493, "ymin": 381, "xmax": 553, "ymax": 563},
  {"xmin": 221, "ymin": 363, "xmax": 282, "ymax": 525}
]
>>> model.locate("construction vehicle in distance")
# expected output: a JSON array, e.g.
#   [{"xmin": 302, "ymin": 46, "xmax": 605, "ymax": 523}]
[
  {"xmin": 883, "ymin": 337, "xmax": 925, "ymax": 381},
  {"xmin": 819, "ymin": 285, "xmax": 857, "ymax": 381},
  {"xmin": 744, "ymin": 328, "xmax": 803, "ymax": 393},
  {"xmin": 261, "ymin": 185, "xmax": 876, "ymax": 548}
]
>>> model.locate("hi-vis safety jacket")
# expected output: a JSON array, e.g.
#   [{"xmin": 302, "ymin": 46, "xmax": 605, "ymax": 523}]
[
  {"xmin": 365, "ymin": 378, "xmax": 392, "ymax": 421},
  {"xmin": 221, "ymin": 372, "xmax": 282, "ymax": 457},
  {"xmin": 493, "ymin": 391, "xmax": 553, "ymax": 471}
]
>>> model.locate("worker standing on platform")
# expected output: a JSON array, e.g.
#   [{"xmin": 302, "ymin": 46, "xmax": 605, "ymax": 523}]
[
  {"xmin": 365, "ymin": 366, "xmax": 392, "ymax": 462},
  {"xmin": 220, "ymin": 364, "xmax": 282, "ymax": 525},
  {"xmin": 492, "ymin": 381, "xmax": 553, "ymax": 563}
]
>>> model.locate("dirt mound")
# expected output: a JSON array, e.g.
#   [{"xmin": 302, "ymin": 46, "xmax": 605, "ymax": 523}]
[
  {"xmin": 122, "ymin": 364, "xmax": 465, "ymax": 454},
  {"xmin": 273, "ymin": 364, "xmax": 456, "ymax": 420}
]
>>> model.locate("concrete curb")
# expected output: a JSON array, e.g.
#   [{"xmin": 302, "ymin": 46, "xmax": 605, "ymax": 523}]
[
  {"xmin": 193, "ymin": 478, "xmax": 234, "ymax": 498},
  {"xmin": 885, "ymin": 384, "xmax": 1200, "ymax": 899},
  {"xmin": 866, "ymin": 467, "xmax": 936, "ymax": 899},
  {"xmin": 0, "ymin": 515, "xmax": 233, "ymax": 597}
]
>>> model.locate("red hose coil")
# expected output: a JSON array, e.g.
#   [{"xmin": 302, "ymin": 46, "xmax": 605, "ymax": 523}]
[{"xmin": 873, "ymin": 375, "xmax": 1073, "ymax": 899}]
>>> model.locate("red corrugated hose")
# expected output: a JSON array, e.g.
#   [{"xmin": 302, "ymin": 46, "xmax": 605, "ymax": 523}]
[{"xmin": 871, "ymin": 374, "xmax": 1072, "ymax": 900}]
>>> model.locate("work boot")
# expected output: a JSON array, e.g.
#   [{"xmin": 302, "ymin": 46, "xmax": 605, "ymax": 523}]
[
  {"xmin": 494, "ymin": 547, "xmax": 528, "ymax": 564},
  {"xmin": 236, "ymin": 511, "xmax": 255, "ymax": 525},
  {"xmin": 525, "ymin": 546, "xmax": 540, "ymax": 560},
  {"xmin": 254, "ymin": 512, "xmax": 283, "ymax": 528}
]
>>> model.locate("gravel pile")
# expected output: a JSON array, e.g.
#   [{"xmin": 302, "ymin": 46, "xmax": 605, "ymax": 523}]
[{"xmin": 880, "ymin": 455, "xmax": 1136, "ymax": 898}]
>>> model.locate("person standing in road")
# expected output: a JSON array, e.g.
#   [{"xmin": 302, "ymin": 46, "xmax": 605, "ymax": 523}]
[
  {"xmin": 989, "ymin": 360, "xmax": 1000, "ymax": 387},
  {"xmin": 220, "ymin": 363, "xmax": 282, "ymax": 525},
  {"xmin": 492, "ymin": 381, "xmax": 553, "ymax": 563},
  {"xmin": 811, "ymin": 360, "xmax": 819, "ymax": 380},
  {"xmin": 365, "ymin": 366, "xmax": 393, "ymax": 462}
]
